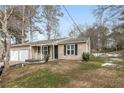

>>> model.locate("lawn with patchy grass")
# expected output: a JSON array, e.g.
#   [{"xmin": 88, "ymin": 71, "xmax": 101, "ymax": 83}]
[
  {"xmin": 1, "ymin": 58, "xmax": 124, "ymax": 88},
  {"xmin": 2, "ymin": 69, "xmax": 69, "ymax": 88}
]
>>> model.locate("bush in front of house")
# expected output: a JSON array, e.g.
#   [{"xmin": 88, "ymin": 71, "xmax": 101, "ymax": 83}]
[
  {"xmin": 82, "ymin": 52, "xmax": 90, "ymax": 61},
  {"xmin": 44, "ymin": 54, "xmax": 49, "ymax": 63}
]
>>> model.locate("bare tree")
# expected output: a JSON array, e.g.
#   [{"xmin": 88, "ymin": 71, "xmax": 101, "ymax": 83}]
[
  {"xmin": 0, "ymin": 6, "xmax": 14, "ymax": 72},
  {"xmin": 82, "ymin": 24, "xmax": 109, "ymax": 50},
  {"xmin": 94, "ymin": 5, "xmax": 124, "ymax": 51},
  {"xmin": 41, "ymin": 5, "xmax": 63, "ymax": 40},
  {"xmin": 69, "ymin": 24, "xmax": 85, "ymax": 38}
]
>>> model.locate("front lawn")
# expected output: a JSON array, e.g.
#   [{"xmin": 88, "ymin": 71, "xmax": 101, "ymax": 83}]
[
  {"xmin": 1, "ymin": 58, "xmax": 124, "ymax": 88},
  {"xmin": 3, "ymin": 69, "xmax": 69, "ymax": 88}
]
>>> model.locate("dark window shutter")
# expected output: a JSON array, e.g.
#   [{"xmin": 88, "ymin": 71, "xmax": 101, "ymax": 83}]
[
  {"xmin": 48, "ymin": 46, "xmax": 50, "ymax": 55},
  {"xmin": 75, "ymin": 44, "xmax": 78, "ymax": 55},
  {"xmin": 64, "ymin": 45, "xmax": 66, "ymax": 55},
  {"xmin": 42, "ymin": 46, "xmax": 43, "ymax": 54}
]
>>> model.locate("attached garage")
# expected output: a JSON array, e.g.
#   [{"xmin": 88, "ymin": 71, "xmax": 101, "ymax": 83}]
[
  {"xmin": 19, "ymin": 50, "xmax": 29, "ymax": 61},
  {"xmin": 10, "ymin": 50, "xmax": 19, "ymax": 61},
  {"xmin": 10, "ymin": 44, "xmax": 30, "ymax": 62}
]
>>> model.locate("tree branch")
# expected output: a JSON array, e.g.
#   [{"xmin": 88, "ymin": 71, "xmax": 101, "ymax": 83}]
[
  {"xmin": 7, "ymin": 8, "xmax": 14, "ymax": 20},
  {"xmin": 0, "ymin": 18, "xmax": 3, "ymax": 24}
]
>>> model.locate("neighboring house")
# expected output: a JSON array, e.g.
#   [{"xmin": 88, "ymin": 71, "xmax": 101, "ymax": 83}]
[
  {"xmin": 106, "ymin": 33, "xmax": 117, "ymax": 48},
  {"xmin": 10, "ymin": 37, "xmax": 90, "ymax": 62},
  {"xmin": 106, "ymin": 38, "xmax": 116, "ymax": 48}
]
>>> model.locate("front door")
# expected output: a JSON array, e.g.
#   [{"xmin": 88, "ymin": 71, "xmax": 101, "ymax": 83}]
[
  {"xmin": 54, "ymin": 45, "xmax": 58, "ymax": 59},
  {"xmin": 37, "ymin": 46, "xmax": 41, "ymax": 59}
]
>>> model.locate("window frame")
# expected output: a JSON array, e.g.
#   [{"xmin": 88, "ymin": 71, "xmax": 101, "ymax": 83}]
[
  {"xmin": 66, "ymin": 44, "xmax": 75, "ymax": 55},
  {"xmin": 42, "ymin": 46, "xmax": 48, "ymax": 55}
]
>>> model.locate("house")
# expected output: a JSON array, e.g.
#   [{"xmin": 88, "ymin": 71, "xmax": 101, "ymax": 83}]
[
  {"xmin": 10, "ymin": 37, "xmax": 90, "ymax": 62},
  {"xmin": 106, "ymin": 33, "xmax": 117, "ymax": 48}
]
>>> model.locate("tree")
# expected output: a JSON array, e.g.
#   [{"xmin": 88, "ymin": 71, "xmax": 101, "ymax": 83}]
[
  {"xmin": 94, "ymin": 6, "xmax": 124, "ymax": 23},
  {"xmin": 41, "ymin": 5, "xmax": 63, "ymax": 40},
  {"xmin": 15, "ymin": 5, "xmax": 41, "ymax": 43},
  {"xmin": 68, "ymin": 24, "xmax": 85, "ymax": 38},
  {"xmin": 0, "ymin": 6, "xmax": 14, "ymax": 72},
  {"xmin": 82, "ymin": 24, "xmax": 109, "ymax": 50},
  {"xmin": 110, "ymin": 25, "xmax": 124, "ymax": 49},
  {"xmin": 94, "ymin": 5, "xmax": 124, "ymax": 50},
  {"xmin": 7, "ymin": 5, "xmax": 41, "ymax": 44}
]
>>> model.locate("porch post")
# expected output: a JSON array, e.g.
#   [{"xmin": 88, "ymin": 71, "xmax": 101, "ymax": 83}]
[
  {"xmin": 29, "ymin": 46, "xmax": 32, "ymax": 59},
  {"xmin": 52, "ymin": 43, "xmax": 54, "ymax": 60}
]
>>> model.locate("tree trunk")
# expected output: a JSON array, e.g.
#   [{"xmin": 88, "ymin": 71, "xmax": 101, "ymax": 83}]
[
  {"xmin": 29, "ymin": 17, "xmax": 33, "ymax": 42},
  {"xmin": 22, "ymin": 6, "xmax": 25, "ymax": 43},
  {"xmin": 2, "ymin": 14, "xmax": 10, "ymax": 74},
  {"xmin": 3, "ymin": 34, "xmax": 11, "ymax": 73}
]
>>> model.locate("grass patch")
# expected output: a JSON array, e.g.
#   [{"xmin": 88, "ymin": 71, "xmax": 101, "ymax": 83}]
[
  {"xmin": 91, "ymin": 57, "xmax": 107, "ymax": 62},
  {"xmin": 3, "ymin": 69, "xmax": 69, "ymax": 88},
  {"xmin": 80, "ymin": 57, "xmax": 106, "ymax": 70},
  {"xmin": 80, "ymin": 62, "xmax": 102, "ymax": 70},
  {"xmin": 114, "ymin": 61, "xmax": 124, "ymax": 65}
]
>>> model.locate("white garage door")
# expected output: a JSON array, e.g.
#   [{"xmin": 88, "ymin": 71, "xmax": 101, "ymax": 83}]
[
  {"xmin": 19, "ymin": 50, "xmax": 29, "ymax": 62},
  {"xmin": 10, "ymin": 51, "xmax": 19, "ymax": 61}
]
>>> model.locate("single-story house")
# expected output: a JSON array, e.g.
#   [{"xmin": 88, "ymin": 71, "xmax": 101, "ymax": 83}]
[{"xmin": 10, "ymin": 37, "xmax": 90, "ymax": 62}]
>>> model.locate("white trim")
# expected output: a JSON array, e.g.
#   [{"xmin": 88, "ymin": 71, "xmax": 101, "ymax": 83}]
[
  {"xmin": 66, "ymin": 44, "xmax": 75, "ymax": 55},
  {"xmin": 42, "ymin": 46, "xmax": 48, "ymax": 55}
]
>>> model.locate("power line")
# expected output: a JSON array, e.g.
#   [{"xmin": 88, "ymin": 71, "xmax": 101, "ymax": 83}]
[{"xmin": 62, "ymin": 5, "xmax": 82, "ymax": 33}]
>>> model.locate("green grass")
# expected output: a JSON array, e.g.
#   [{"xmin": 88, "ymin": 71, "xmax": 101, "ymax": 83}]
[
  {"xmin": 80, "ymin": 57, "xmax": 106, "ymax": 70},
  {"xmin": 3, "ymin": 69, "xmax": 69, "ymax": 88},
  {"xmin": 80, "ymin": 62, "xmax": 102, "ymax": 70},
  {"xmin": 114, "ymin": 61, "xmax": 124, "ymax": 65}
]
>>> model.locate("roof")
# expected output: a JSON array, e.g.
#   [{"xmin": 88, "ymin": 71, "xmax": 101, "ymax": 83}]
[
  {"xmin": 11, "ymin": 43, "xmax": 30, "ymax": 47},
  {"xmin": 30, "ymin": 38, "xmax": 67, "ymax": 45},
  {"xmin": 11, "ymin": 37, "xmax": 88, "ymax": 47},
  {"xmin": 58, "ymin": 37, "xmax": 87, "ymax": 44}
]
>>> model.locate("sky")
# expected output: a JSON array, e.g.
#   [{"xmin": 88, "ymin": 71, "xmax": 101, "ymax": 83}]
[
  {"xmin": 59, "ymin": 5, "xmax": 97, "ymax": 37},
  {"xmin": 35, "ymin": 5, "xmax": 97, "ymax": 41}
]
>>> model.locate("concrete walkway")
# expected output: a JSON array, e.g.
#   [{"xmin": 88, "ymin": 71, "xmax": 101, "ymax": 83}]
[{"xmin": 9, "ymin": 59, "xmax": 58, "ymax": 67}]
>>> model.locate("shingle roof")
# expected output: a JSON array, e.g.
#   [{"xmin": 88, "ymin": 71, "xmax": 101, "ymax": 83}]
[
  {"xmin": 30, "ymin": 37, "xmax": 87, "ymax": 45},
  {"xmin": 30, "ymin": 38, "xmax": 67, "ymax": 45},
  {"xmin": 11, "ymin": 37, "xmax": 88, "ymax": 47},
  {"xmin": 58, "ymin": 37, "xmax": 87, "ymax": 44}
]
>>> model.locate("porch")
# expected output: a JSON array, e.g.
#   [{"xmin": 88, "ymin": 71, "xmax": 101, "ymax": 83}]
[{"xmin": 29, "ymin": 44, "xmax": 58, "ymax": 60}]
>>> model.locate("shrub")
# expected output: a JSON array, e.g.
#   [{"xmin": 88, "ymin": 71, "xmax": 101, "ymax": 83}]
[
  {"xmin": 44, "ymin": 54, "xmax": 49, "ymax": 63},
  {"xmin": 82, "ymin": 52, "xmax": 90, "ymax": 61}
]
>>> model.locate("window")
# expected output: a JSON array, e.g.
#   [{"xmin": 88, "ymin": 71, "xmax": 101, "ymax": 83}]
[
  {"xmin": 66, "ymin": 44, "xmax": 75, "ymax": 55},
  {"xmin": 42, "ymin": 46, "xmax": 48, "ymax": 55}
]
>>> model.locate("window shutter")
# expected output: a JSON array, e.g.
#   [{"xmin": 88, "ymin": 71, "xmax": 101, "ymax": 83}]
[
  {"xmin": 75, "ymin": 44, "xmax": 78, "ymax": 55},
  {"xmin": 64, "ymin": 45, "xmax": 66, "ymax": 55},
  {"xmin": 42, "ymin": 46, "xmax": 43, "ymax": 54},
  {"xmin": 48, "ymin": 46, "xmax": 50, "ymax": 55}
]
